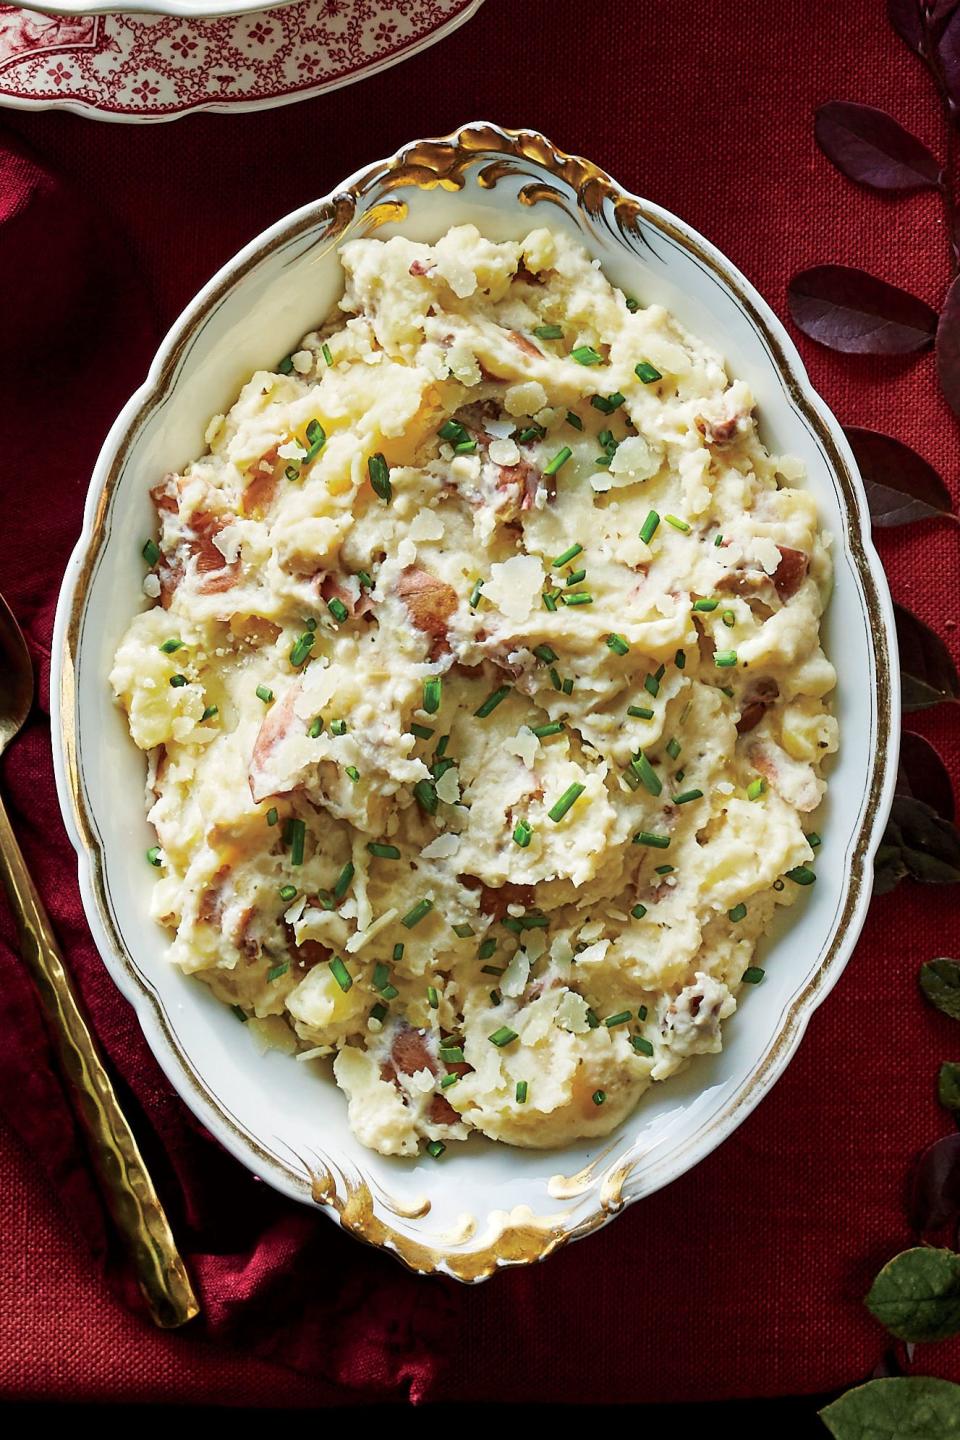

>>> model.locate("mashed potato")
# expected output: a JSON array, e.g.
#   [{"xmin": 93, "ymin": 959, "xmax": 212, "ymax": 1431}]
[{"xmin": 111, "ymin": 224, "xmax": 836, "ymax": 1156}]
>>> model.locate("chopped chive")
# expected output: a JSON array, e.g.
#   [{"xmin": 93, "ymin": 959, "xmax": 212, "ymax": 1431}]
[
  {"xmin": 635, "ymin": 361, "xmax": 662, "ymax": 383},
  {"xmin": 631, "ymin": 752, "xmax": 662, "ymax": 797},
  {"xmin": 402, "ymin": 898, "xmax": 434, "ymax": 929},
  {"xmin": 333, "ymin": 861, "xmax": 354, "ymax": 899},
  {"xmin": 728, "ymin": 903, "xmax": 748, "ymax": 922},
  {"xmin": 714, "ymin": 649, "xmax": 738, "ymax": 668},
  {"xmin": 720, "ymin": 686, "xmax": 734, "ymax": 698},
  {"xmin": 633, "ymin": 831, "xmax": 670, "ymax": 849},
  {"xmin": 519, "ymin": 914, "xmax": 549, "ymax": 930},
  {"xmin": 674, "ymin": 789, "xmax": 703, "ymax": 805},
  {"xmin": 268, "ymin": 962, "xmax": 290, "ymax": 983},
  {"xmin": 381, "ymin": 983, "xmax": 399, "ymax": 1000},
  {"xmin": 594, "ymin": 455, "xmax": 612, "ymax": 468},
  {"xmin": 548, "ymin": 782, "xmax": 586, "ymax": 822},
  {"xmin": 692, "ymin": 597, "xmax": 719, "ymax": 612},
  {"xmin": 345, "ymin": 765, "xmax": 360, "ymax": 783},
  {"xmin": 542, "ymin": 591, "xmax": 558, "ymax": 612},
  {"xmin": 290, "ymin": 631, "xmax": 316, "ymax": 666},
  {"xmin": 625, "ymin": 296, "xmax": 640, "ymax": 312},
  {"xmin": 266, "ymin": 807, "xmax": 279, "ymax": 827},
  {"xmin": 146, "ymin": 846, "xmax": 162, "ymax": 867},
  {"xmin": 631, "ymin": 903, "xmax": 647, "ymax": 919},
  {"xmin": 370, "ymin": 1002, "xmax": 389, "ymax": 1023},
  {"xmin": 367, "ymin": 842, "xmax": 401, "ymax": 860},
  {"xmin": 562, "ymin": 591, "xmax": 593, "ymax": 606},
  {"xmin": 786, "ymin": 865, "xmax": 817, "ymax": 886},
  {"xmin": 142, "ymin": 538, "xmax": 161, "ymax": 566},
  {"xmin": 439, "ymin": 1047, "xmax": 466, "ymax": 1067},
  {"xmin": 586, "ymin": 1007, "xmax": 600, "ymax": 1029},
  {"xmin": 329, "ymin": 956, "xmax": 352, "ymax": 992},
  {"xmin": 549, "ymin": 667, "xmax": 563, "ymax": 691},
  {"xmin": 427, "ymin": 985, "xmax": 439, "ymax": 1009},
  {"xmin": 454, "ymin": 439, "xmax": 478, "ymax": 455},
  {"xmin": 747, "ymin": 777, "xmax": 766, "ymax": 801},
  {"xmin": 256, "ymin": 684, "xmax": 273, "ymax": 703},
  {"xmin": 533, "ymin": 643, "xmax": 557, "ymax": 664},
  {"xmin": 169, "ymin": 674, "xmax": 188, "ymax": 688},
  {"xmin": 451, "ymin": 922, "xmax": 475, "ymax": 940},
  {"xmin": 566, "ymin": 410, "xmax": 584, "ymax": 431},
  {"xmin": 479, "ymin": 939, "xmax": 497, "ymax": 961},
  {"xmin": 322, "ymin": 342, "xmax": 333, "ymax": 366},
  {"xmin": 742, "ymin": 967, "xmax": 765, "ymax": 985},
  {"xmin": 373, "ymin": 962, "xmax": 390, "ymax": 991},
  {"xmin": 666, "ymin": 736, "xmax": 681, "ymax": 760},
  {"xmin": 628, "ymin": 705, "xmax": 655, "ymax": 719},
  {"xmin": 284, "ymin": 464, "xmax": 300, "ymax": 482},
  {"xmin": 279, "ymin": 884, "xmax": 299, "ymax": 904},
  {"xmin": 674, "ymin": 649, "xmax": 686, "ymax": 670},
  {"xmin": 232, "ymin": 1005, "xmax": 248, "ymax": 1023},
  {"xmin": 532, "ymin": 721, "xmax": 564, "ymax": 738},
  {"xmin": 439, "ymin": 419, "xmax": 468, "ymax": 444},
  {"xmin": 639, "ymin": 510, "xmax": 660, "ymax": 544},
  {"xmin": 638, "ymin": 1005, "xmax": 648, "ymax": 1021},
  {"xmin": 481, "ymin": 965, "xmax": 505, "ymax": 977},
  {"xmin": 644, "ymin": 673, "xmax": 660, "ymax": 698},
  {"xmin": 423, "ymin": 676, "xmax": 442, "ymax": 714},
  {"xmin": 502, "ymin": 917, "xmax": 523, "ymax": 934},
  {"xmin": 722, "ymin": 610, "xmax": 736, "ymax": 628},
  {"xmin": 565, "ymin": 568, "xmax": 587, "ymax": 586},
  {"xmin": 607, "ymin": 633, "xmax": 630, "ymax": 656},
  {"xmin": 515, "ymin": 424, "xmax": 545, "ymax": 444},
  {"xmin": 631, "ymin": 1035, "xmax": 654, "ymax": 1057},
  {"xmin": 426, "ymin": 1140, "xmax": 446, "ymax": 1158},
  {"xmin": 411, "ymin": 722, "xmax": 434, "ymax": 740},
  {"xmin": 592, "ymin": 1089, "xmax": 606, "ymax": 1106},
  {"xmin": 330, "ymin": 718, "xmax": 347, "ymax": 736},
  {"xmin": 201, "ymin": 705, "xmax": 219, "ymax": 722},
  {"xmin": 513, "ymin": 818, "xmax": 533, "ymax": 848},
  {"xmin": 475, "ymin": 686, "xmax": 510, "ymax": 718},
  {"xmin": 664, "ymin": 514, "xmax": 690, "ymax": 533},
  {"xmin": 604, "ymin": 1010, "xmax": 632, "ymax": 1028},
  {"xmin": 534, "ymin": 323, "xmax": 564, "ymax": 340},
  {"xmin": 714, "ymin": 533, "xmax": 724, "ymax": 547},
  {"xmin": 560, "ymin": 676, "xmax": 573, "ymax": 694},
  {"xmin": 413, "ymin": 778, "xmax": 439, "ymax": 815},
  {"xmin": 655, "ymin": 864, "xmax": 674, "ymax": 874},
  {"xmin": 625, "ymin": 758, "xmax": 643, "ymax": 786},
  {"xmin": 553, "ymin": 543, "xmax": 584, "ymax": 568},
  {"xmin": 440, "ymin": 1073, "xmax": 459, "ymax": 1089},
  {"xmin": 326, "ymin": 598, "xmax": 349, "ymax": 625},
  {"xmin": 469, "ymin": 578, "xmax": 484, "ymax": 608},
  {"xmin": 159, "ymin": 637, "xmax": 184, "ymax": 654},
  {"xmin": 305, "ymin": 617, "xmax": 318, "ymax": 631},
  {"xmin": 303, "ymin": 418, "xmax": 326, "ymax": 464},
  {"xmin": 431, "ymin": 757, "xmax": 454, "ymax": 782},
  {"xmin": 489, "ymin": 1025, "xmax": 518, "ymax": 1047},
  {"xmin": 806, "ymin": 832, "xmax": 822, "ymax": 848},
  {"xmin": 308, "ymin": 716, "xmax": 324, "ymax": 739},
  {"xmin": 368, "ymin": 452, "xmax": 392, "ymax": 502},
  {"xmin": 571, "ymin": 345, "xmax": 602, "ymax": 365},
  {"xmin": 516, "ymin": 1080, "xmax": 528, "ymax": 1104},
  {"xmin": 544, "ymin": 447, "xmax": 572, "ymax": 477},
  {"xmin": 591, "ymin": 391, "xmax": 625, "ymax": 414},
  {"xmin": 393, "ymin": 942, "xmax": 405, "ymax": 962}
]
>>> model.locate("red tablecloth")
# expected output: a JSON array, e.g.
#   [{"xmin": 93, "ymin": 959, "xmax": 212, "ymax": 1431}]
[{"xmin": 2, "ymin": 0, "xmax": 960, "ymax": 1408}]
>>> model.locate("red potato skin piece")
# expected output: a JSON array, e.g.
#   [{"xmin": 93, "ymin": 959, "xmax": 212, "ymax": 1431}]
[
  {"xmin": 379, "ymin": 1023, "xmax": 465, "ymax": 1126},
  {"xmin": 150, "ymin": 476, "xmax": 240, "ymax": 602},
  {"xmin": 736, "ymin": 677, "xmax": 780, "ymax": 736},
  {"xmin": 772, "ymin": 546, "xmax": 809, "ymax": 601},
  {"xmin": 248, "ymin": 684, "xmax": 303, "ymax": 802},
  {"xmin": 408, "ymin": 259, "xmax": 434, "ymax": 277},
  {"xmin": 243, "ymin": 446, "xmax": 282, "ymax": 517},
  {"xmin": 508, "ymin": 330, "xmax": 543, "ymax": 359},
  {"xmin": 198, "ymin": 867, "xmax": 230, "ymax": 927},
  {"xmin": 396, "ymin": 567, "xmax": 457, "ymax": 654},
  {"xmin": 457, "ymin": 875, "xmax": 535, "ymax": 921},
  {"xmin": 320, "ymin": 573, "xmax": 374, "ymax": 619}
]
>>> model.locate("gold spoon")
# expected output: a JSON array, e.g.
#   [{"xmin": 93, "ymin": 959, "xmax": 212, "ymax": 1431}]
[{"xmin": 0, "ymin": 593, "xmax": 199, "ymax": 1329}]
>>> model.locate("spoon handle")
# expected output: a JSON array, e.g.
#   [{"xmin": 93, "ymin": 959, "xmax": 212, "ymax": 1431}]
[{"xmin": 0, "ymin": 793, "xmax": 199, "ymax": 1329}]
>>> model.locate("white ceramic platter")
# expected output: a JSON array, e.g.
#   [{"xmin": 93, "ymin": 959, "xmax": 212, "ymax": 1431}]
[
  {"xmin": 0, "ymin": 1, "xmax": 483, "ymax": 121},
  {"xmin": 52, "ymin": 124, "xmax": 899, "ymax": 1280}
]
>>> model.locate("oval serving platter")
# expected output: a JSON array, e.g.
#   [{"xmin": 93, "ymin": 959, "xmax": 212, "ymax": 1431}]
[{"xmin": 51, "ymin": 123, "xmax": 899, "ymax": 1281}]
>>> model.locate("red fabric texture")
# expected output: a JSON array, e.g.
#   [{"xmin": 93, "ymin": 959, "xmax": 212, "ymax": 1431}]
[{"xmin": 1, "ymin": 0, "xmax": 959, "ymax": 1407}]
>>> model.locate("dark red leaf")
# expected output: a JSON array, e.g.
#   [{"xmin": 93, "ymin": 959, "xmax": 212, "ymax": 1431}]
[
  {"xmin": 887, "ymin": 0, "xmax": 927, "ymax": 54},
  {"xmin": 941, "ymin": 8, "xmax": 960, "ymax": 106},
  {"xmin": 788, "ymin": 266, "xmax": 938, "ymax": 354},
  {"xmin": 895, "ymin": 603, "xmax": 960, "ymax": 709},
  {"xmin": 844, "ymin": 426, "xmax": 957, "ymax": 526},
  {"xmin": 932, "ymin": 0, "xmax": 960, "ymax": 24},
  {"xmin": 937, "ymin": 274, "xmax": 960, "ymax": 417},
  {"xmin": 897, "ymin": 731, "xmax": 957, "ymax": 821},
  {"xmin": 887, "ymin": 796, "xmax": 960, "ymax": 883},
  {"xmin": 815, "ymin": 102, "xmax": 941, "ymax": 192},
  {"xmin": 909, "ymin": 1134, "xmax": 960, "ymax": 1234}
]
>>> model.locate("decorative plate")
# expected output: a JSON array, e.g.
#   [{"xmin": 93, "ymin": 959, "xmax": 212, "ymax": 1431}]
[
  {"xmin": 52, "ymin": 123, "xmax": 899, "ymax": 1280},
  {"xmin": 0, "ymin": 0, "xmax": 484, "ymax": 121}
]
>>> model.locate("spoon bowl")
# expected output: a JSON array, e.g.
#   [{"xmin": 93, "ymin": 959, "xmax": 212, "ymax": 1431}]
[{"xmin": 0, "ymin": 594, "xmax": 33, "ymax": 754}]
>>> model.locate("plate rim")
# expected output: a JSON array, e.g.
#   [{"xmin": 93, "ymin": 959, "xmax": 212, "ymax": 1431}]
[{"xmin": 50, "ymin": 120, "xmax": 901, "ymax": 1281}]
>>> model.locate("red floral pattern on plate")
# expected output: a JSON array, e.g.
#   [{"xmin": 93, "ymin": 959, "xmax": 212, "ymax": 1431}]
[{"xmin": 0, "ymin": 0, "xmax": 483, "ymax": 121}]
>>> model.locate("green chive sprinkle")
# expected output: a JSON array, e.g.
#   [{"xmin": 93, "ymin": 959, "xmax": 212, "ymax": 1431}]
[
  {"xmin": 543, "ymin": 591, "xmax": 558, "ymax": 612},
  {"xmin": 435, "ymin": 734, "xmax": 450, "ymax": 758},
  {"xmin": 747, "ymin": 778, "xmax": 766, "ymax": 801},
  {"xmin": 635, "ymin": 361, "xmax": 662, "ymax": 383},
  {"xmin": 308, "ymin": 716, "xmax": 324, "ymax": 739},
  {"xmin": 268, "ymin": 962, "xmax": 290, "ymax": 982},
  {"xmin": 631, "ymin": 903, "xmax": 647, "ymax": 919},
  {"xmin": 393, "ymin": 942, "xmax": 405, "ymax": 962},
  {"xmin": 426, "ymin": 1140, "xmax": 446, "ymax": 1158},
  {"xmin": 675, "ymin": 650, "xmax": 686, "ymax": 669},
  {"xmin": 516, "ymin": 1080, "xmax": 528, "ymax": 1104},
  {"xmin": 327, "ymin": 597, "xmax": 348, "ymax": 625},
  {"xmin": 786, "ymin": 865, "xmax": 817, "ymax": 886},
  {"xmin": 592, "ymin": 391, "xmax": 625, "ymax": 415},
  {"xmin": 625, "ymin": 296, "xmax": 640, "ymax": 312},
  {"xmin": 674, "ymin": 789, "xmax": 703, "ymax": 805},
  {"xmin": 607, "ymin": 633, "xmax": 630, "ymax": 656},
  {"xmin": 592, "ymin": 1090, "xmax": 606, "ymax": 1106},
  {"xmin": 666, "ymin": 737, "xmax": 681, "ymax": 760},
  {"xmin": 146, "ymin": 846, "xmax": 162, "ymax": 867},
  {"xmin": 201, "ymin": 705, "xmax": 219, "ymax": 722},
  {"xmin": 290, "ymin": 631, "xmax": 316, "ymax": 666},
  {"xmin": 564, "ymin": 678, "xmax": 576, "ymax": 698},
  {"xmin": 402, "ymin": 898, "xmax": 434, "ymax": 929},
  {"xmin": 413, "ymin": 778, "xmax": 438, "ymax": 815},
  {"xmin": 549, "ymin": 667, "xmax": 563, "ymax": 691},
  {"xmin": 439, "ymin": 1046, "xmax": 465, "ymax": 1067},
  {"xmin": 714, "ymin": 650, "xmax": 738, "ymax": 668},
  {"xmin": 628, "ymin": 705, "xmax": 655, "ymax": 720},
  {"xmin": 720, "ymin": 686, "xmax": 734, "ymax": 698},
  {"xmin": 806, "ymin": 832, "xmax": 822, "ymax": 848},
  {"xmin": 479, "ymin": 939, "xmax": 497, "ymax": 961},
  {"xmin": 664, "ymin": 514, "xmax": 690, "ymax": 533},
  {"xmin": 742, "ymin": 967, "xmax": 765, "ymax": 985},
  {"xmin": 572, "ymin": 345, "xmax": 602, "ymax": 365},
  {"xmin": 303, "ymin": 418, "xmax": 326, "ymax": 464},
  {"xmin": 655, "ymin": 864, "xmax": 674, "ymax": 874},
  {"xmin": 532, "ymin": 721, "xmax": 564, "ymax": 738},
  {"xmin": 644, "ymin": 673, "xmax": 660, "ymax": 698},
  {"xmin": 232, "ymin": 1005, "xmax": 248, "ymax": 1023},
  {"xmin": 169, "ymin": 674, "xmax": 188, "ymax": 689},
  {"xmin": 515, "ymin": 424, "xmax": 545, "ymax": 444},
  {"xmin": 454, "ymin": 439, "xmax": 478, "ymax": 454},
  {"xmin": 548, "ymin": 782, "xmax": 586, "ymax": 823},
  {"xmin": 453, "ymin": 922, "xmax": 475, "ymax": 938},
  {"xmin": 489, "ymin": 1026, "xmax": 518, "ymax": 1047},
  {"xmin": 367, "ymin": 842, "xmax": 401, "ymax": 860},
  {"xmin": 722, "ymin": 610, "xmax": 736, "ymax": 628},
  {"xmin": 639, "ymin": 511, "xmax": 660, "ymax": 545},
  {"xmin": 333, "ymin": 861, "xmax": 354, "ymax": 899},
  {"xmin": 693, "ymin": 597, "xmax": 719, "ymax": 612},
  {"xmin": 469, "ymin": 578, "xmax": 484, "ymax": 608},
  {"xmin": 565, "ymin": 569, "xmax": 587, "ymax": 586},
  {"xmin": 266, "ymin": 807, "xmax": 279, "ymax": 827},
  {"xmin": 475, "ymin": 686, "xmax": 510, "ymax": 718},
  {"xmin": 481, "ymin": 965, "xmax": 505, "ymax": 977},
  {"xmin": 632, "ymin": 752, "xmax": 662, "ymax": 797},
  {"xmin": 585, "ymin": 1007, "xmax": 600, "ymax": 1029},
  {"xmin": 631, "ymin": 1036, "xmax": 654, "ymax": 1057},
  {"xmin": 370, "ymin": 1002, "xmax": 389, "ymax": 1024},
  {"xmin": 368, "ymin": 452, "xmax": 392, "ymax": 502},
  {"xmin": 562, "ymin": 591, "xmax": 593, "ymax": 606},
  {"xmin": 534, "ymin": 323, "xmax": 563, "ymax": 340},
  {"xmin": 373, "ymin": 962, "xmax": 390, "ymax": 991},
  {"xmin": 534, "ymin": 643, "xmax": 557, "ymax": 663},
  {"xmin": 159, "ymin": 637, "xmax": 184, "ymax": 654},
  {"xmin": 256, "ymin": 684, "xmax": 273, "ymax": 703},
  {"xmin": 604, "ymin": 1010, "xmax": 632, "ymax": 1028},
  {"xmin": 285, "ymin": 464, "xmax": 300, "ymax": 482},
  {"xmin": 553, "ymin": 543, "xmax": 584, "ymax": 568},
  {"xmin": 427, "ymin": 985, "xmax": 439, "ymax": 1009},
  {"xmin": 329, "ymin": 956, "xmax": 352, "ymax": 992},
  {"xmin": 345, "ymin": 765, "xmax": 360, "ymax": 783},
  {"xmin": 330, "ymin": 719, "xmax": 347, "ymax": 736},
  {"xmin": 439, "ymin": 419, "xmax": 468, "ymax": 444},
  {"xmin": 513, "ymin": 818, "xmax": 532, "ymax": 848},
  {"xmin": 423, "ymin": 676, "xmax": 442, "ymax": 714},
  {"xmin": 633, "ymin": 831, "xmax": 670, "ymax": 849},
  {"xmin": 440, "ymin": 1073, "xmax": 459, "ymax": 1089},
  {"xmin": 566, "ymin": 411, "xmax": 584, "ymax": 431},
  {"xmin": 279, "ymin": 884, "xmax": 298, "ymax": 903},
  {"xmin": 728, "ymin": 903, "xmax": 748, "ymax": 922},
  {"xmin": 411, "ymin": 723, "xmax": 434, "ymax": 740},
  {"xmin": 638, "ymin": 1005, "xmax": 648, "ymax": 1021},
  {"xmin": 544, "ymin": 447, "xmax": 572, "ymax": 477},
  {"xmin": 142, "ymin": 538, "xmax": 161, "ymax": 566}
]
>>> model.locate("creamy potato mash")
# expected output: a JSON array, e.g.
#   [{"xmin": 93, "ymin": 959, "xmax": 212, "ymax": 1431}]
[{"xmin": 111, "ymin": 224, "xmax": 836, "ymax": 1156}]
